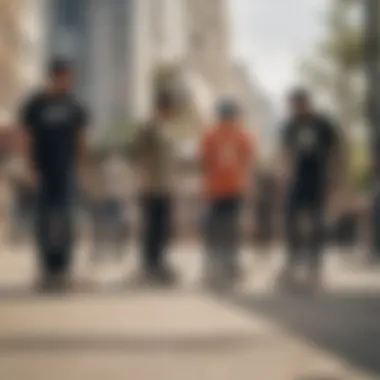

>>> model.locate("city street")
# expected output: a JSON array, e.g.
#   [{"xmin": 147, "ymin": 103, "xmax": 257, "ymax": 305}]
[
  {"xmin": 0, "ymin": 0, "xmax": 379, "ymax": 378},
  {"xmin": 0, "ymin": 245, "xmax": 380, "ymax": 379}
]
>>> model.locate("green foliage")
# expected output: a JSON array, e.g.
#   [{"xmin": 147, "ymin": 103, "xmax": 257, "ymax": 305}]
[
  {"xmin": 301, "ymin": 0, "xmax": 363, "ymax": 85},
  {"xmin": 319, "ymin": 29, "xmax": 363, "ymax": 68},
  {"xmin": 347, "ymin": 140, "xmax": 371, "ymax": 192},
  {"xmin": 302, "ymin": 0, "xmax": 369, "ymax": 193}
]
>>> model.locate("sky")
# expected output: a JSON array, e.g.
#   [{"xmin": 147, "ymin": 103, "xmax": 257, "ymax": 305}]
[{"xmin": 229, "ymin": 0, "xmax": 329, "ymax": 109}]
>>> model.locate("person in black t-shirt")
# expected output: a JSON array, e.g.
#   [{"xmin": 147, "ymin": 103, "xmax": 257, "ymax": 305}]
[
  {"xmin": 19, "ymin": 58, "xmax": 89, "ymax": 291},
  {"xmin": 279, "ymin": 89, "xmax": 341, "ymax": 291}
]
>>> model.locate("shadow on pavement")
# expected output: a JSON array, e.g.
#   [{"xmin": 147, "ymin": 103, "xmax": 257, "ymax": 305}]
[
  {"xmin": 0, "ymin": 285, "xmax": 206, "ymax": 301},
  {"xmin": 0, "ymin": 333, "xmax": 270, "ymax": 354},
  {"xmin": 224, "ymin": 291, "xmax": 380, "ymax": 377}
]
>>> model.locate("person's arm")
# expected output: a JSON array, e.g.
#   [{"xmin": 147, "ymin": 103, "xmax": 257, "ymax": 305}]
[
  {"xmin": 276, "ymin": 121, "xmax": 293, "ymax": 190},
  {"xmin": 75, "ymin": 105, "xmax": 90, "ymax": 194},
  {"xmin": 242, "ymin": 132, "xmax": 256, "ymax": 202}
]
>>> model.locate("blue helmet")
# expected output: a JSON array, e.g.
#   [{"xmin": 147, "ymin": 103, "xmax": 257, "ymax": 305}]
[{"xmin": 216, "ymin": 97, "xmax": 240, "ymax": 119}]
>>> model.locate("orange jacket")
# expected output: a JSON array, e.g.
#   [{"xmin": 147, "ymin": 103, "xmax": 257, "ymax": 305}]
[{"xmin": 200, "ymin": 124, "xmax": 254, "ymax": 199}]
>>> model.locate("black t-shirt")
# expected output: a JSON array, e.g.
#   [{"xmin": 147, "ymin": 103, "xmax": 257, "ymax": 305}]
[
  {"xmin": 282, "ymin": 113, "xmax": 338, "ymax": 198},
  {"xmin": 20, "ymin": 91, "xmax": 88, "ymax": 180}
]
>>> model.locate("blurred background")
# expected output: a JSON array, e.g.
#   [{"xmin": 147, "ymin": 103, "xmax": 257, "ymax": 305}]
[
  {"xmin": 0, "ymin": 0, "xmax": 373, "ymax": 249},
  {"xmin": 1, "ymin": 0, "xmax": 380, "ymax": 379}
]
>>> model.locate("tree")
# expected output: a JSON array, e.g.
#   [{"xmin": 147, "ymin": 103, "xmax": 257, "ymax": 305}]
[
  {"xmin": 301, "ymin": 0, "xmax": 368, "ymax": 196},
  {"xmin": 301, "ymin": 0, "xmax": 363, "ymax": 129}
]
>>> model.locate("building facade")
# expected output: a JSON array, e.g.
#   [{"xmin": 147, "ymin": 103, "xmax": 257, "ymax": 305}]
[
  {"xmin": 44, "ymin": 0, "xmax": 140, "ymax": 135},
  {"xmin": 144, "ymin": 0, "xmax": 235, "ymax": 139},
  {"xmin": 0, "ymin": 0, "xmax": 29, "ymax": 127},
  {"xmin": 186, "ymin": 0, "xmax": 232, "ymax": 94},
  {"xmin": 40, "ymin": 0, "xmax": 264, "ymax": 148}
]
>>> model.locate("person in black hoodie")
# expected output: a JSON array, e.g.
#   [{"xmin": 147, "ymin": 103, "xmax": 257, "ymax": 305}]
[
  {"xmin": 279, "ymin": 89, "xmax": 342, "ymax": 291},
  {"xmin": 19, "ymin": 58, "xmax": 89, "ymax": 291}
]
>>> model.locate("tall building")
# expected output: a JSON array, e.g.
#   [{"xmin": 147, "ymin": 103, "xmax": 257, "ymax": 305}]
[
  {"xmin": 22, "ymin": 0, "xmax": 49, "ymax": 89},
  {"xmin": 186, "ymin": 0, "xmax": 232, "ymax": 94},
  {"xmin": 0, "ymin": 0, "xmax": 26, "ymax": 126},
  {"xmin": 180, "ymin": 0, "xmax": 235, "ymax": 135},
  {"xmin": 143, "ymin": 0, "xmax": 234, "ymax": 139},
  {"xmin": 150, "ymin": 0, "xmax": 187, "ymax": 66},
  {"xmin": 230, "ymin": 63, "xmax": 276, "ymax": 163},
  {"xmin": 41, "ymin": 0, "xmax": 261, "ymax": 148},
  {"xmin": 0, "ymin": 0, "xmax": 48, "ymax": 130},
  {"xmin": 45, "ymin": 0, "xmax": 140, "ymax": 135}
]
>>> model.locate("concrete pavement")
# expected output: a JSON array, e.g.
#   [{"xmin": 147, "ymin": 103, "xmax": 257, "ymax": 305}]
[
  {"xmin": 1, "ymin": 243, "xmax": 380, "ymax": 291},
  {"xmin": 0, "ymin": 292, "xmax": 376, "ymax": 380},
  {"xmin": 0, "ymin": 244, "xmax": 379, "ymax": 379}
]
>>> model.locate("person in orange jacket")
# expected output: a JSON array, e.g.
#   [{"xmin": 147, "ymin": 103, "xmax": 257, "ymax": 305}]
[{"xmin": 200, "ymin": 98, "xmax": 254, "ymax": 288}]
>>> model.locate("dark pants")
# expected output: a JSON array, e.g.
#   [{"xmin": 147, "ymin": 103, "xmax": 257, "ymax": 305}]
[
  {"xmin": 204, "ymin": 197, "xmax": 241, "ymax": 277},
  {"xmin": 141, "ymin": 195, "xmax": 171, "ymax": 273},
  {"xmin": 12, "ymin": 189, "xmax": 36, "ymax": 242},
  {"xmin": 285, "ymin": 191, "xmax": 325, "ymax": 273},
  {"xmin": 36, "ymin": 176, "xmax": 75, "ymax": 276},
  {"xmin": 91, "ymin": 198, "xmax": 127, "ymax": 260}
]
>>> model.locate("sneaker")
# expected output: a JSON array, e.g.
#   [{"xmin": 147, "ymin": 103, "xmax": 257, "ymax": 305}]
[
  {"xmin": 203, "ymin": 266, "xmax": 234, "ymax": 292},
  {"xmin": 153, "ymin": 265, "xmax": 179, "ymax": 287},
  {"xmin": 126, "ymin": 270, "xmax": 154, "ymax": 288},
  {"xmin": 66, "ymin": 277, "xmax": 95, "ymax": 293},
  {"xmin": 34, "ymin": 273, "xmax": 69, "ymax": 293},
  {"xmin": 277, "ymin": 266, "xmax": 299, "ymax": 293},
  {"xmin": 303, "ymin": 270, "xmax": 324, "ymax": 294},
  {"xmin": 202, "ymin": 268, "xmax": 220, "ymax": 290},
  {"xmin": 35, "ymin": 274, "xmax": 94, "ymax": 294},
  {"xmin": 228, "ymin": 264, "xmax": 245, "ymax": 285}
]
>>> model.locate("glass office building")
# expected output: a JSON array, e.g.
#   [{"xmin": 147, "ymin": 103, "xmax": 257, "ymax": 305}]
[{"xmin": 46, "ymin": 0, "xmax": 133, "ymax": 130}]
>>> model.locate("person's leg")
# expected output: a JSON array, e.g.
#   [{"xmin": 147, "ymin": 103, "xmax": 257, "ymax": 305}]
[
  {"xmin": 24, "ymin": 193, "xmax": 36, "ymax": 243},
  {"xmin": 44, "ymin": 180, "xmax": 75, "ymax": 276},
  {"xmin": 102, "ymin": 199, "xmax": 114, "ymax": 257},
  {"xmin": 141, "ymin": 196, "xmax": 161, "ymax": 274},
  {"xmin": 10, "ymin": 197, "xmax": 22, "ymax": 246},
  {"xmin": 203, "ymin": 200, "xmax": 221, "ymax": 281},
  {"xmin": 156, "ymin": 196, "xmax": 172, "ymax": 270},
  {"xmin": 153, "ymin": 196, "xmax": 176, "ymax": 283},
  {"xmin": 112, "ymin": 200, "xmax": 127, "ymax": 260},
  {"xmin": 10, "ymin": 191, "xmax": 29, "ymax": 246},
  {"xmin": 35, "ymin": 182, "xmax": 52, "ymax": 278},
  {"xmin": 307, "ymin": 201, "xmax": 325, "ymax": 283},
  {"xmin": 221, "ymin": 198, "xmax": 241, "ymax": 282},
  {"xmin": 285, "ymin": 195, "xmax": 303, "ymax": 272},
  {"xmin": 111, "ymin": 199, "xmax": 127, "ymax": 260},
  {"xmin": 91, "ymin": 203, "xmax": 105, "ymax": 263}
]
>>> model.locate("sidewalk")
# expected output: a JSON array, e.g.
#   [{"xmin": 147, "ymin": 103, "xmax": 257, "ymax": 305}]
[
  {"xmin": 2, "ymin": 244, "xmax": 380, "ymax": 292},
  {"xmin": 0, "ymin": 245, "xmax": 378, "ymax": 379},
  {"xmin": 0, "ymin": 292, "xmax": 375, "ymax": 380}
]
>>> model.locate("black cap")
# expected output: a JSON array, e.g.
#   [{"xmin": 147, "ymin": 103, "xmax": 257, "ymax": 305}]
[
  {"xmin": 155, "ymin": 89, "xmax": 176, "ymax": 111},
  {"xmin": 289, "ymin": 88, "xmax": 311, "ymax": 104},
  {"xmin": 47, "ymin": 57, "xmax": 72, "ymax": 77},
  {"xmin": 216, "ymin": 97, "xmax": 240, "ymax": 118}
]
